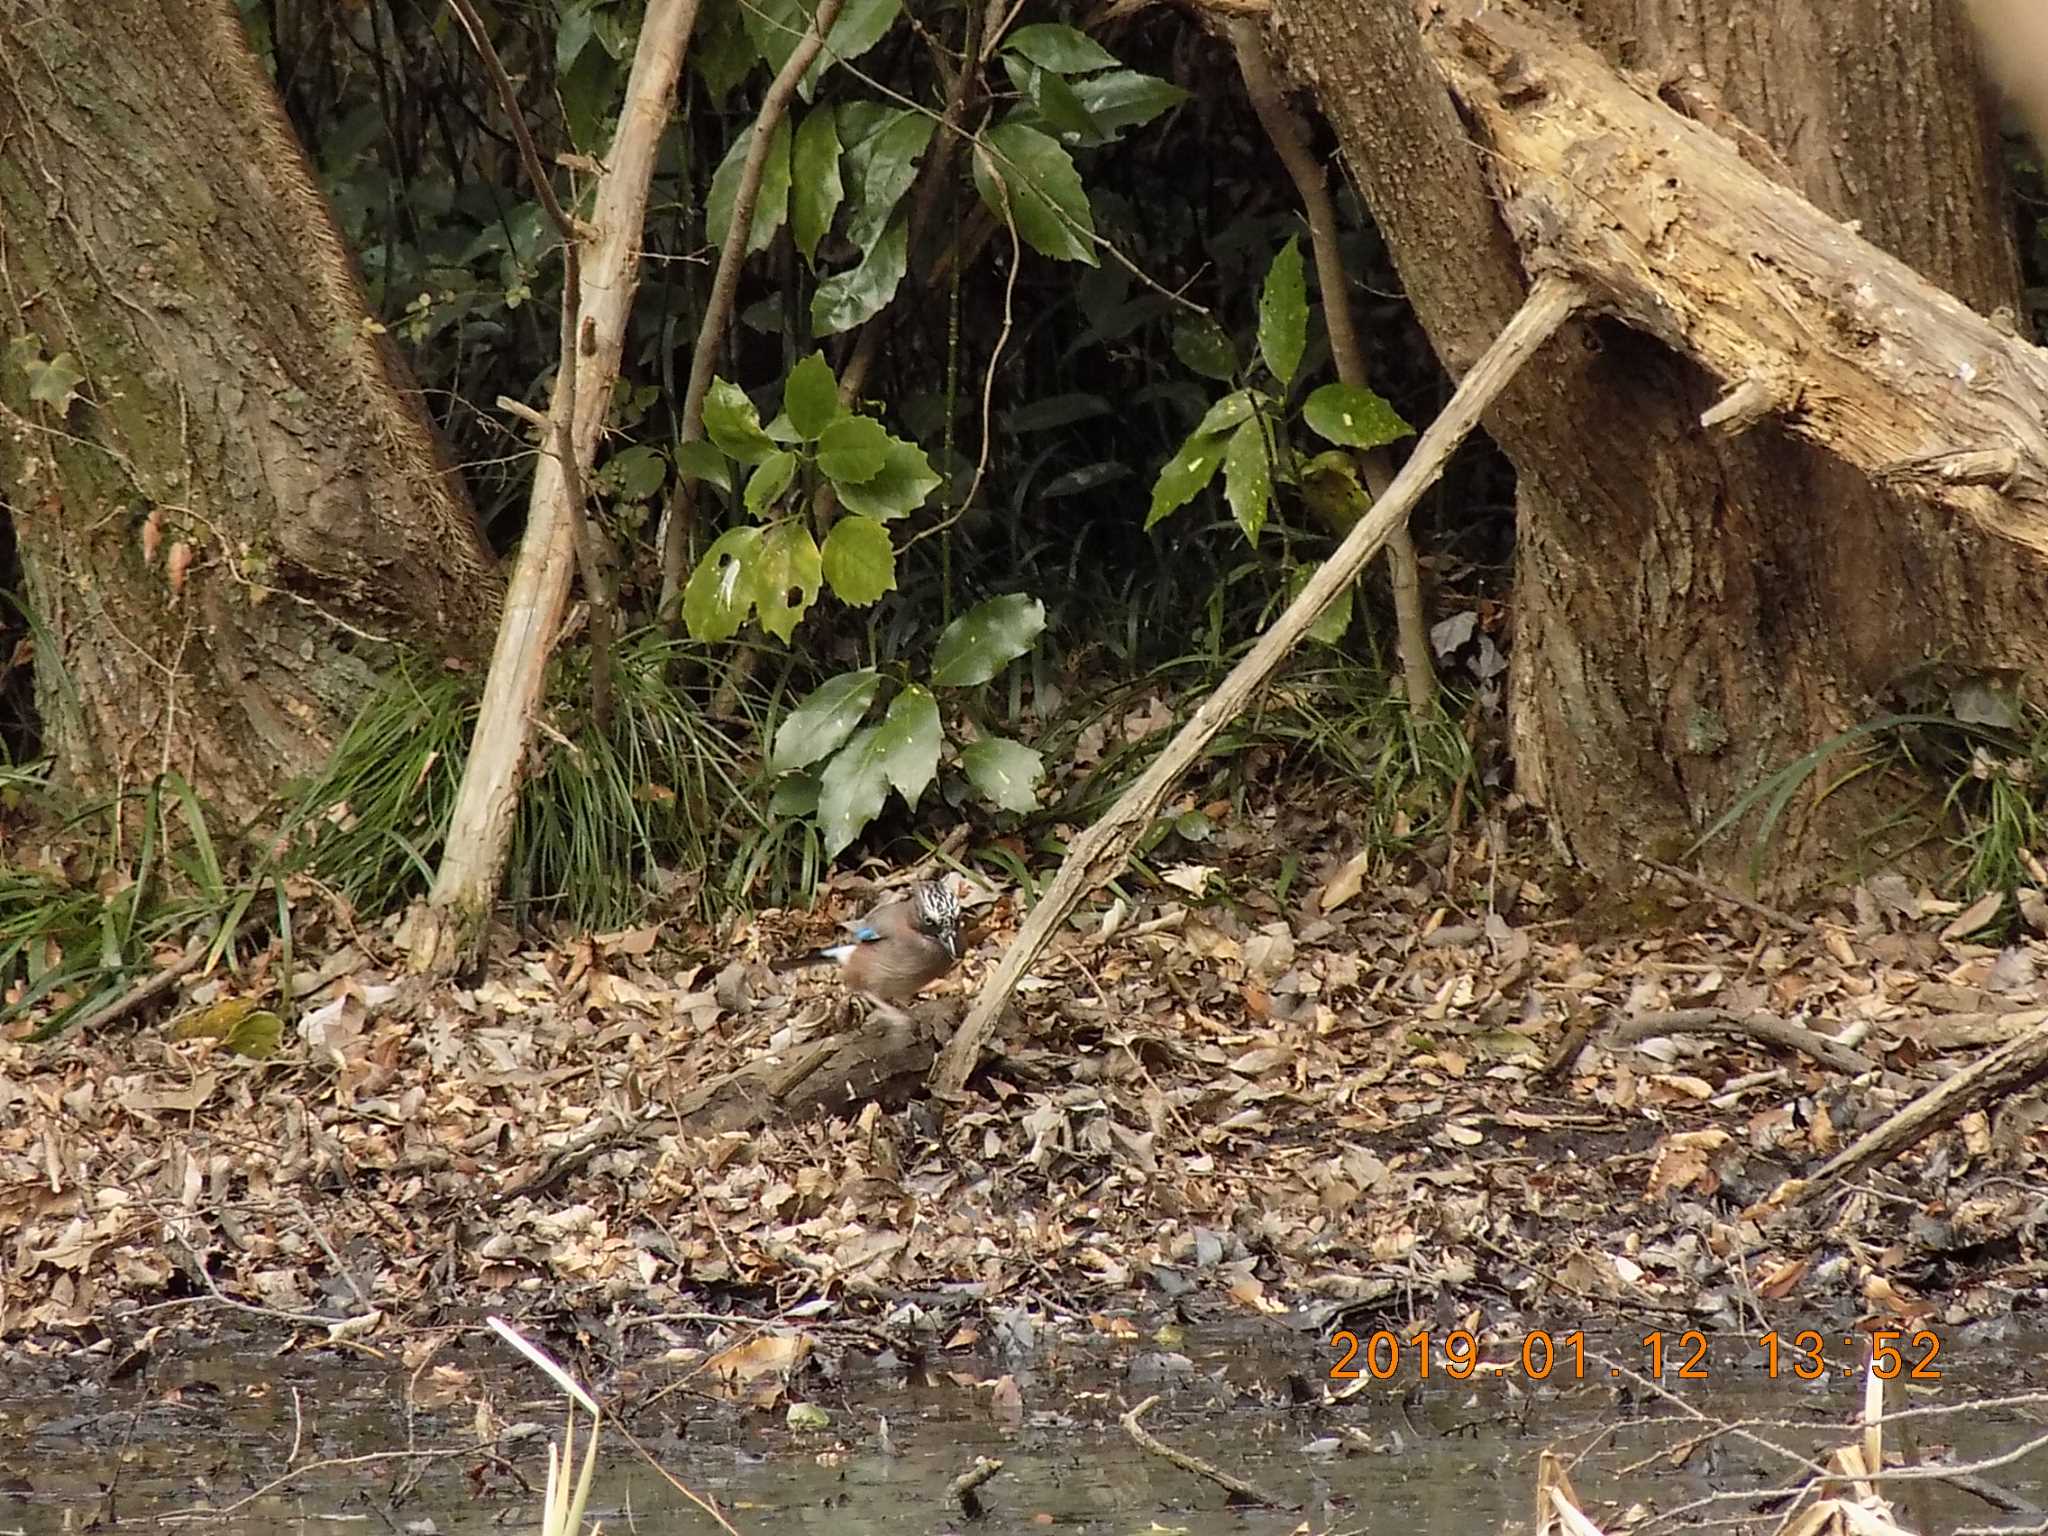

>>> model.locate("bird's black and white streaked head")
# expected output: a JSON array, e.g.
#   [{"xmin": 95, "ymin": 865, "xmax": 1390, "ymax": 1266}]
[{"xmin": 912, "ymin": 879, "xmax": 962, "ymax": 959}]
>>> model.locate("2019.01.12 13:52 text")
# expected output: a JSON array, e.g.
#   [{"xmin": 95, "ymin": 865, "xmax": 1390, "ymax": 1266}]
[{"xmin": 1325, "ymin": 1328, "xmax": 1944, "ymax": 1383}]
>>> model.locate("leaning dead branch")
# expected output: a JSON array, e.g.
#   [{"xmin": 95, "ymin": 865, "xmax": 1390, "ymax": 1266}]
[
  {"xmin": 1609, "ymin": 1008, "xmax": 1877, "ymax": 1075},
  {"xmin": 1422, "ymin": 0, "xmax": 2048, "ymax": 558},
  {"xmin": 931, "ymin": 274, "xmax": 1586, "ymax": 1094},
  {"xmin": 1755, "ymin": 1015, "xmax": 2048, "ymax": 1217},
  {"xmin": 1120, "ymin": 1395, "xmax": 1293, "ymax": 1509}
]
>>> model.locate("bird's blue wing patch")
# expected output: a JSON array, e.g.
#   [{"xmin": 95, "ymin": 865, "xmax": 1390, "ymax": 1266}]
[{"xmin": 851, "ymin": 925, "xmax": 882, "ymax": 943}]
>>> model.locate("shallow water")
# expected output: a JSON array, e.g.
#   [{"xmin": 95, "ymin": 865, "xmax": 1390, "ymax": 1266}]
[{"xmin": 5, "ymin": 1319, "xmax": 2047, "ymax": 1534}]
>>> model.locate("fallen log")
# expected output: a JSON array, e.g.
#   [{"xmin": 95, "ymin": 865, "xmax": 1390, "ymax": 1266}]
[{"xmin": 1421, "ymin": 0, "xmax": 2048, "ymax": 558}]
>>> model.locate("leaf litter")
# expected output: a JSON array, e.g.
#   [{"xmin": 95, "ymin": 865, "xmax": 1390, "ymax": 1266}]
[{"xmin": 6, "ymin": 807, "xmax": 2048, "ymax": 1372}]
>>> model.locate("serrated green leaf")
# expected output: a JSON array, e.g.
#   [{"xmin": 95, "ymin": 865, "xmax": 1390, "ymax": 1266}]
[
  {"xmin": 744, "ymin": 449, "xmax": 798, "ymax": 516},
  {"xmin": 1224, "ymin": 417, "xmax": 1271, "ymax": 544},
  {"xmin": 784, "ymin": 352, "xmax": 841, "ymax": 439},
  {"xmin": 844, "ymin": 110, "xmax": 934, "ymax": 253},
  {"xmin": 1002, "ymin": 55, "xmax": 1103, "ymax": 140},
  {"xmin": 1287, "ymin": 564, "xmax": 1354, "ymax": 645},
  {"xmin": 675, "ymin": 436, "xmax": 734, "ymax": 493},
  {"xmin": 834, "ymin": 436, "xmax": 939, "ymax": 520},
  {"xmin": 818, "ymin": 414, "xmax": 889, "ymax": 484},
  {"xmin": 1194, "ymin": 389, "xmax": 1258, "ymax": 438},
  {"xmin": 1145, "ymin": 429, "xmax": 1227, "ymax": 529},
  {"xmin": 821, "ymin": 514, "xmax": 897, "ymax": 605},
  {"xmin": 972, "ymin": 120, "xmax": 1096, "ymax": 266},
  {"xmin": 705, "ymin": 115, "xmax": 793, "ymax": 256},
  {"xmin": 1070, "ymin": 70, "xmax": 1189, "ymax": 139},
  {"xmin": 818, "ymin": 725, "xmax": 887, "ymax": 858},
  {"xmin": 791, "ymin": 108, "xmax": 843, "ymax": 265},
  {"xmin": 1002, "ymin": 21, "xmax": 1118, "ymax": 74},
  {"xmin": 702, "ymin": 378, "xmax": 779, "ymax": 464},
  {"xmin": 753, "ymin": 519, "xmax": 823, "ymax": 641},
  {"xmin": 930, "ymin": 594, "xmax": 1046, "ymax": 687},
  {"xmin": 960, "ymin": 736, "xmax": 1043, "ymax": 814},
  {"xmin": 1301, "ymin": 382, "xmax": 1415, "ymax": 449},
  {"xmin": 771, "ymin": 668, "xmax": 881, "ymax": 773},
  {"xmin": 874, "ymin": 685, "xmax": 941, "ymax": 804},
  {"xmin": 600, "ymin": 443, "xmax": 668, "ymax": 501},
  {"xmin": 1258, "ymin": 236, "xmax": 1307, "ymax": 387},
  {"xmin": 681, "ymin": 524, "xmax": 764, "ymax": 642},
  {"xmin": 1172, "ymin": 316, "xmax": 1236, "ymax": 381},
  {"xmin": 812, "ymin": 209, "xmax": 909, "ymax": 336}
]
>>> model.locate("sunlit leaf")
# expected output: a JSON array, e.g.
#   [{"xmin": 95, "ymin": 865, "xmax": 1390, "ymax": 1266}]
[
  {"xmin": 1224, "ymin": 417, "xmax": 1271, "ymax": 544},
  {"xmin": 821, "ymin": 514, "xmax": 897, "ymax": 605},
  {"xmin": 960, "ymin": 736, "xmax": 1044, "ymax": 814},
  {"xmin": 1257, "ymin": 236, "xmax": 1307, "ymax": 387},
  {"xmin": 1301, "ymin": 382, "xmax": 1414, "ymax": 449},
  {"xmin": 1194, "ymin": 389, "xmax": 1258, "ymax": 438},
  {"xmin": 784, "ymin": 351, "xmax": 841, "ymax": 439},
  {"xmin": 744, "ymin": 449, "xmax": 798, "ymax": 516},
  {"xmin": 681, "ymin": 524, "xmax": 764, "ymax": 642},
  {"xmin": 1145, "ymin": 429, "xmax": 1227, "ymax": 529},
  {"xmin": 771, "ymin": 668, "xmax": 881, "ymax": 773},
  {"xmin": 753, "ymin": 519, "xmax": 823, "ymax": 641},
  {"xmin": 972, "ymin": 120, "xmax": 1096, "ymax": 265},
  {"xmin": 818, "ymin": 414, "xmax": 889, "ymax": 484},
  {"xmin": 833, "ymin": 436, "xmax": 939, "ymax": 520},
  {"xmin": 791, "ymin": 108, "xmax": 844, "ymax": 265},
  {"xmin": 702, "ymin": 378, "xmax": 779, "ymax": 464},
  {"xmin": 1002, "ymin": 22, "xmax": 1117, "ymax": 74},
  {"xmin": 875, "ymin": 685, "xmax": 942, "ymax": 804},
  {"xmin": 930, "ymin": 594, "xmax": 1046, "ymax": 687}
]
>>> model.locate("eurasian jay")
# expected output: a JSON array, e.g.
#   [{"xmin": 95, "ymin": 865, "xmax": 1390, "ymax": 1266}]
[{"xmin": 775, "ymin": 880, "xmax": 963, "ymax": 1021}]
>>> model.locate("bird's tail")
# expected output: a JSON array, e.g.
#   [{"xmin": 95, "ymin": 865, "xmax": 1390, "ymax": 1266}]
[{"xmin": 771, "ymin": 943, "xmax": 853, "ymax": 974}]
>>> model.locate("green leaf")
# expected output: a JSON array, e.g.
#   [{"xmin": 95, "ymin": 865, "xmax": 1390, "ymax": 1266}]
[
  {"xmin": 1258, "ymin": 236, "xmax": 1307, "ymax": 387},
  {"xmin": 844, "ymin": 110, "xmax": 934, "ymax": 253},
  {"xmin": 753, "ymin": 520, "xmax": 823, "ymax": 641},
  {"xmin": 802, "ymin": 0, "xmax": 903, "ymax": 97},
  {"xmin": 930, "ymin": 594, "xmax": 1046, "ymax": 687},
  {"xmin": 1002, "ymin": 22, "xmax": 1118, "ymax": 74},
  {"xmin": 1301, "ymin": 382, "xmax": 1415, "ymax": 449},
  {"xmin": 874, "ymin": 684, "xmax": 941, "ymax": 804},
  {"xmin": 812, "ymin": 209, "xmax": 909, "ymax": 336},
  {"xmin": 690, "ymin": 0, "xmax": 758, "ymax": 103},
  {"xmin": 771, "ymin": 668, "xmax": 881, "ymax": 773},
  {"xmin": 834, "ymin": 436, "xmax": 940, "ymax": 520},
  {"xmin": 818, "ymin": 414, "xmax": 889, "ymax": 484},
  {"xmin": 600, "ymin": 443, "xmax": 668, "ymax": 501},
  {"xmin": 1001, "ymin": 55, "xmax": 1103, "ymax": 141},
  {"xmin": 1288, "ymin": 564, "xmax": 1355, "ymax": 645},
  {"xmin": 1172, "ymin": 316, "xmax": 1236, "ymax": 381},
  {"xmin": 1069, "ymin": 70, "xmax": 1190, "ymax": 139},
  {"xmin": 1299, "ymin": 449, "xmax": 1369, "ymax": 534},
  {"xmin": 972, "ymin": 121, "xmax": 1096, "ymax": 265},
  {"xmin": 1007, "ymin": 393, "xmax": 1111, "ymax": 432},
  {"xmin": 702, "ymin": 378, "xmax": 779, "ymax": 464},
  {"xmin": 675, "ymin": 436, "xmax": 733, "ymax": 493},
  {"xmin": 790, "ymin": 108, "xmax": 844, "ymax": 265},
  {"xmin": 705, "ymin": 115, "xmax": 793, "ymax": 256},
  {"xmin": 1145, "ymin": 429, "xmax": 1227, "ymax": 529},
  {"xmin": 744, "ymin": 449, "xmax": 799, "ymax": 516},
  {"xmin": 770, "ymin": 770, "xmax": 821, "ymax": 817},
  {"xmin": 784, "ymin": 352, "xmax": 841, "ymax": 439},
  {"xmin": 821, "ymin": 514, "xmax": 897, "ymax": 605},
  {"xmin": 818, "ymin": 725, "xmax": 888, "ymax": 858},
  {"xmin": 1224, "ymin": 418, "xmax": 1271, "ymax": 544},
  {"xmin": 681, "ymin": 525, "xmax": 764, "ymax": 642},
  {"xmin": 25, "ymin": 352, "xmax": 85, "ymax": 409},
  {"xmin": 1194, "ymin": 389, "xmax": 1258, "ymax": 438},
  {"xmin": 739, "ymin": 0, "xmax": 809, "ymax": 74},
  {"xmin": 960, "ymin": 736, "xmax": 1044, "ymax": 814}
]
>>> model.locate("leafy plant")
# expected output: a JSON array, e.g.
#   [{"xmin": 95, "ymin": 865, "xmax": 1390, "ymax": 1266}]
[{"xmin": 1146, "ymin": 238, "xmax": 1415, "ymax": 643}]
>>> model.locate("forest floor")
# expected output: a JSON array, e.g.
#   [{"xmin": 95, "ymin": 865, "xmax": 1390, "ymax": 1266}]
[{"xmin": 7, "ymin": 794, "xmax": 2048, "ymax": 1396}]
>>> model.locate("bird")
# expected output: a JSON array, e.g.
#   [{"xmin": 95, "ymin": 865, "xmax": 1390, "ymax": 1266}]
[{"xmin": 774, "ymin": 879, "xmax": 963, "ymax": 1023}]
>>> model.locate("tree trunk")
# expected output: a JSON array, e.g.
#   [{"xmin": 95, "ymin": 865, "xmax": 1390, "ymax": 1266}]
[
  {"xmin": 1273, "ymin": 0, "xmax": 2043, "ymax": 890},
  {"xmin": 0, "ymin": 0, "xmax": 497, "ymax": 821}
]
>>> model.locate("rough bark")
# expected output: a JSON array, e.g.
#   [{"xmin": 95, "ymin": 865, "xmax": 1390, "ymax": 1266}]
[
  {"xmin": 0, "ymin": 0, "xmax": 497, "ymax": 818},
  {"xmin": 1273, "ymin": 0, "xmax": 2044, "ymax": 889}
]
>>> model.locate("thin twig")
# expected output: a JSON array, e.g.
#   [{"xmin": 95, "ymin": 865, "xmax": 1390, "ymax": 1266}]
[
  {"xmin": 1120, "ymin": 1395, "xmax": 1293, "ymax": 1509},
  {"xmin": 1635, "ymin": 854, "xmax": 1818, "ymax": 934}
]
